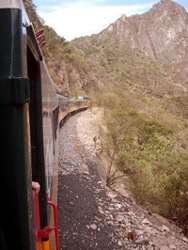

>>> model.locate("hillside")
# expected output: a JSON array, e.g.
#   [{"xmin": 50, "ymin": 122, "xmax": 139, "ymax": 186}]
[
  {"xmin": 23, "ymin": 0, "xmax": 98, "ymax": 97},
  {"xmin": 72, "ymin": 0, "xmax": 188, "ymax": 90},
  {"xmin": 71, "ymin": 0, "xmax": 188, "ymax": 232},
  {"xmin": 70, "ymin": 0, "xmax": 188, "ymax": 156}
]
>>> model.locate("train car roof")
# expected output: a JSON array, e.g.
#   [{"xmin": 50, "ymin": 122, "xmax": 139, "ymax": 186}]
[{"xmin": 0, "ymin": 0, "xmax": 22, "ymax": 9}]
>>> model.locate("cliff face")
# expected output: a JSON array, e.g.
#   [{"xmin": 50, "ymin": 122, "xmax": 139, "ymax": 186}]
[
  {"xmin": 73, "ymin": 0, "xmax": 188, "ymax": 89},
  {"xmin": 103, "ymin": 0, "xmax": 188, "ymax": 63}
]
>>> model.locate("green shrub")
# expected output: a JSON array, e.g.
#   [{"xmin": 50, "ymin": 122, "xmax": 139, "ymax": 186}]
[{"xmin": 105, "ymin": 102, "xmax": 188, "ymax": 229}]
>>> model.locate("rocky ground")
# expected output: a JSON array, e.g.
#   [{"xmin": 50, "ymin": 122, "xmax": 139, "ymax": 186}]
[{"xmin": 57, "ymin": 108, "xmax": 188, "ymax": 250}]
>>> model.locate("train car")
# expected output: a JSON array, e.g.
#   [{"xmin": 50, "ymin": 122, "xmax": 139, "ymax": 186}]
[
  {"xmin": 0, "ymin": 1, "xmax": 60, "ymax": 249},
  {"xmin": 58, "ymin": 96, "xmax": 89, "ymax": 128},
  {"xmin": 0, "ymin": 1, "xmax": 89, "ymax": 249}
]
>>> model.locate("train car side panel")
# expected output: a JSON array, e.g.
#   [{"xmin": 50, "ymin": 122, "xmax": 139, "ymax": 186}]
[{"xmin": 0, "ymin": 4, "xmax": 35, "ymax": 249}]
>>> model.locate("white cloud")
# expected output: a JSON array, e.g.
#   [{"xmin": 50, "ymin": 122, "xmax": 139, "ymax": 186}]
[{"xmin": 37, "ymin": 1, "xmax": 155, "ymax": 41}]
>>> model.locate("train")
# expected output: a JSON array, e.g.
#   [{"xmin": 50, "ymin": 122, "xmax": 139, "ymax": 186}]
[{"xmin": 0, "ymin": 1, "xmax": 88, "ymax": 249}]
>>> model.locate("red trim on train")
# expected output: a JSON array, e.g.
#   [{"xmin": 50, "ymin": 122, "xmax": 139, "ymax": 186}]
[
  {"xmin": 33, "ymin": 191, "xmax": 43, "ymax": 249},
  {"xmin": 46, "ymin": 192, "xmax": 59, "ymax": 250},
  {"xmin": 33, "ymin": 191, "xmax": 59, "ymax": 249}
]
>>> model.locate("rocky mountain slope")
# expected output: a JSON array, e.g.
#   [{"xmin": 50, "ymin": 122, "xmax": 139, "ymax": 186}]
[
  {"xmin": 72, "ymin": 0, "xmax": 188, "ymax": 90},
  {"xmin": 58, "ymin": 109, "xmax": 188, "ymax": 249},
  {"xmin": 70, "ymin": 0, "xmax": 188, "ymax": 160}
]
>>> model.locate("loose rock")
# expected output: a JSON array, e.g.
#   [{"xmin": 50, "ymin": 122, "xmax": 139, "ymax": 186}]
[{"xmin": 57, "ymin": 109, "xmax": 188, "ymax": 250}]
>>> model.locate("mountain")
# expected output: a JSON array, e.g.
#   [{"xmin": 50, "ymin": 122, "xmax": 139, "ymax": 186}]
[
  {"xmin": 100, "ymin": 0, "xmax": 188, "ymax": 63},
  {"xmin": 69, "ymin": 0, "xmax": 188, "ymax": 160},
  {"xmin": 72, "ymin": 0, "xmax": 188, "ymax": 90}
]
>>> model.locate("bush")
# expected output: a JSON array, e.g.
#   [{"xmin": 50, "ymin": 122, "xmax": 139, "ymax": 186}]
[{"xmin": 106, "ymin": 102, "xmax": 188, "ymax": 230}]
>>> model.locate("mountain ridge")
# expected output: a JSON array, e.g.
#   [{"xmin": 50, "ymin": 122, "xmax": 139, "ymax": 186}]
[{"xmin": 72, "ymin": 0, "xmax": 188, "ymax": 90}]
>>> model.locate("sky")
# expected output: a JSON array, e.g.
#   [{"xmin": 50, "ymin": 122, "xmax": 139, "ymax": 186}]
[{"xmin": 32, "ymin": 0, "xmax": 188, "ymax": 41}]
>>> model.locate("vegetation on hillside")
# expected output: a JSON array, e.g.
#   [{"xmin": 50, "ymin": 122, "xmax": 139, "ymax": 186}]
[
  {"xmin": 24, "ymin": 0, "xmax": 97, "ymax": 97},
  {"xmin": 74, "ymin": 38, "xmax": 188, "ymax": 232},
  {"xmin": 96, "ymin": 88, "xmax": 188, "ymax": 233}
]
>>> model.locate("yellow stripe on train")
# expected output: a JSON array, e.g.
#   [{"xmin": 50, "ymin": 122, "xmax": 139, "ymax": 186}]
[{"xmin": 42, "ymin": 240, "xmax": 50, "ymax": 250}]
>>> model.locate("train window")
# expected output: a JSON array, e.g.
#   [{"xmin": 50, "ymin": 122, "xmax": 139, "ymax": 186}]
[{"xmin": 27, "ymin": 46, "xmax": 41, "ymax": 180}]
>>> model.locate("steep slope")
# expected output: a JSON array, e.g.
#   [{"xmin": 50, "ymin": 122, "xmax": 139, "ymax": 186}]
[
  {"xmin": 23, "ymin": 0, "xmax": 98, "ymax": 97},
  {"xmin": 70, "ymin": 0, "xmax": 188, "ymax": 154},
  {"xmin": 100, "ymin": 0, "xmax": 188, "ymax": 63},
  {"xmin": 71, "ymin": 0, "xmax": 188, "ymax": 231},
  {"xmin": 73, "ymin": 0, "xmax": 188, "ymax": 90}
]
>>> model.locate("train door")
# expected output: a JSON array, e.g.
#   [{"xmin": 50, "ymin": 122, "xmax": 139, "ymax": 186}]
[{"xmin": 27, "ymin": 45, "xmax": 49, "ymax": 249}]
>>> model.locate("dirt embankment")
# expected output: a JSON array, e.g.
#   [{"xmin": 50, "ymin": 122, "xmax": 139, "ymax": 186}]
[{"xmin": 57, "ymin": 108, "xmax": 188, "ymax": 250}]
